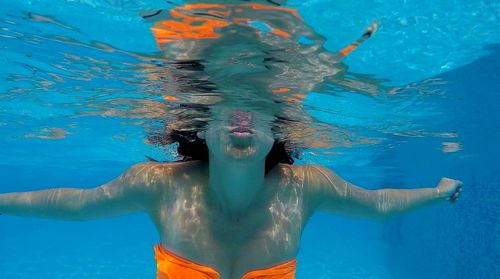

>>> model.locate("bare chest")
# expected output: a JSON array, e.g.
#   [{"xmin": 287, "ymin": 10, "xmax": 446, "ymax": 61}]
[{"xmin": 149, "ymin": 175, "xmax": 310, "ymax": 278}]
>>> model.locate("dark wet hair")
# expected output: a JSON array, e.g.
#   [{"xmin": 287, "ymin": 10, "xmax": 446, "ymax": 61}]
[
  {"xmin": 145, "ymin": 65, "xmax": 300, "ymax": 173},
  {"xmin": 149, "ymin": 129, "xmax": 296, "ymax": 174}
]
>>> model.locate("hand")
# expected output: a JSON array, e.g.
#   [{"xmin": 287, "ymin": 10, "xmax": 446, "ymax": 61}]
[
  {"xmin": 362, "ymin": 20, "xmax": 380, "ymax": 38},
  {"xmin": 436, "ymin": 178, "xmax": 463, "ymax": 203}
]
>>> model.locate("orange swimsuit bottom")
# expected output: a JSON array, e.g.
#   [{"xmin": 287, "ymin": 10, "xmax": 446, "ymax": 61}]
[{"xmin": 154, "ymin": 245, "xmax": 297, "ymax": 279}]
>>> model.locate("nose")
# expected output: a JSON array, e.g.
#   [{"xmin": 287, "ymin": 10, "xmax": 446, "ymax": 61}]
[{"xmin": 231, "ymin": 111, "xmax": 253, "ymax": 127}]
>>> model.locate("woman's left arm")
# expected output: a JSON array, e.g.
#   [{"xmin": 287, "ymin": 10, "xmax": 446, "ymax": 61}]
[{"xmin": 306, "ymin": 166, "xmax": 462, "ymax": 221}]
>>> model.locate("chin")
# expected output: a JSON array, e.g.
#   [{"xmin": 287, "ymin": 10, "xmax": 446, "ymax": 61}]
[
  {"xmin": 225, "ymin": 144, "xmax": 260, "ymax": 161},
  {"xmin": 206, "ymin": 128, "xmax": 273, "ymax": 162},
  {"xmin": 220, "ymin": 144, "xmax": 272, "ymax": 163}
]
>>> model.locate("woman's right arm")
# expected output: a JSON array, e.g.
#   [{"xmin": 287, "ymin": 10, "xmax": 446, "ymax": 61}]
[
  {"xmin": 0, "ymin": 163, "xmax": 171, "ymax": 220},
  {"xmin": 306, "ymin": 165, "xmax": 462, "ymax": 221}
]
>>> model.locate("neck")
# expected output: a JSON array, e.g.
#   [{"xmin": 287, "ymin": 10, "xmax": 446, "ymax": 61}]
[{"xmin": 207, "ymin": 154, "xmax": 266, "ymax": 218}]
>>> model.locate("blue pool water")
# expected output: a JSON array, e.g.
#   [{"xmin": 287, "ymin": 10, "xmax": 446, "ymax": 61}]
[{"xmin": 1, "ymin": 0, "xmax": 499, "ymax": 278}]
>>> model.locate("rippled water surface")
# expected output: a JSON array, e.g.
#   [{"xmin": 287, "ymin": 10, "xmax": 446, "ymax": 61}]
[{"xmin": 0, "ymin": 0, "xmax": 499, "ymax": 278}]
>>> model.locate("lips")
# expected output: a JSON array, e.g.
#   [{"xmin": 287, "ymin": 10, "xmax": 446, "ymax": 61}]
[
  {"xmin": 230, "ymin": 127, "xmax": 253, "ymax": 147},
  {"xmin": 230, "ymin": 127, "xmax": 253, "ymax": 134}
]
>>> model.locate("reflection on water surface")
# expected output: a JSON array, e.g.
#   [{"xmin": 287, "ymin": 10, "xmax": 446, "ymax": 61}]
[{"xmin": 0, "ymin": 0, "xmax": 458, "ymax": 165}]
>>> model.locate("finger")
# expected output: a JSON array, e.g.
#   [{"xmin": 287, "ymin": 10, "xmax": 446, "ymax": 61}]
[{"xmin": 452, "ymin": 192, "xmax": 461, "ymax": 202}]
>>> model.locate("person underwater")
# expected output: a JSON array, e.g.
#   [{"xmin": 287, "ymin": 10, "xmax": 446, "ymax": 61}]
[
  {"xmin": 0, "ymin": 106, "xmax": 463, "ymax": 279},
  {"xmin": 0, "ymin": 1, "xmax": 462, "ymax": 279}
]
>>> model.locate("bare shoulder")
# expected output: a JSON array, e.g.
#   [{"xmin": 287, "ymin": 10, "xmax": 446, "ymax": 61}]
[
  {"xmin": 127, "ymin": 160, "xmax": 204, "ymax": 178},
  {"xmin": 123, "ymin": 162, "xmax": 172, "ymax": 179},
  {"xmin": 102, "ymin": 161, "xmax": 205, "ymax": 203},
  {"xmin": 276, "ymin": 164, "xmax": 335, "ymax": 181},
  {"xmin": 280, "ymin": 164, "xmax": 342, "ymax": 194},
  {"xmin": 271, "ymin": 164, "xmax": 340, "ymax": 211},
  {"xmin": 272, "ymin": 164, "xmax": 335, "ymax": 188}
]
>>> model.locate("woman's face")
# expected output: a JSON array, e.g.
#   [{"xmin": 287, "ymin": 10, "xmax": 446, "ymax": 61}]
[{"xmin": 199, "ymin": 108, "xmax": 275, "ymax": 163}]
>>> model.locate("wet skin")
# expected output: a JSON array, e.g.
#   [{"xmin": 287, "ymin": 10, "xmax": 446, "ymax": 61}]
[
  {"xmin": 0, "ymin": 108, "xmax": 462, "ymax": 279},
  {"xmin": 147, "ymin": 161, "xmax": 310, "ymax": 278}
]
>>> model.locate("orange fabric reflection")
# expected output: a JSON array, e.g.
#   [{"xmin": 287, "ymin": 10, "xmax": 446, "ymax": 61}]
[
  {"xmin": 339, "ymin": 44, "xmax": 357, "ymax": 56},
  {"xmin": 154, "ymin": 245, "xmax": 297, "ymax": 279},
  {"xmin": 150, "ymin": 3, "xmax": 301, "ymax": 46}
]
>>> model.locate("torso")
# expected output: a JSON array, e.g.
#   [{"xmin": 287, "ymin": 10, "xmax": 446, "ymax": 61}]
[{"xmin": 146, "ymin": 161, "xmax": 316, "ymax": 279}]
